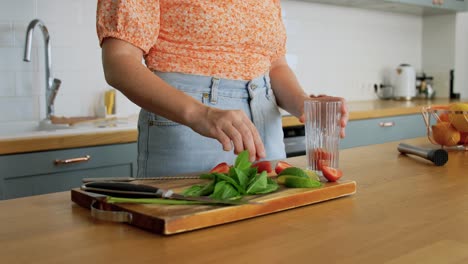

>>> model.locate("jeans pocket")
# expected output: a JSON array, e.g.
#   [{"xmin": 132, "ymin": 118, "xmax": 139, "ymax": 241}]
[{"xmin": 148, "ymin": 91, "xmax": 203, "ymax": 126}]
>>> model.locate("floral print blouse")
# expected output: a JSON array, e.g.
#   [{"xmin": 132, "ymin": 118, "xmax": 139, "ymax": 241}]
[{"xmin": 97, "ymin": 0, "xmax": 287, "ymax": 80}]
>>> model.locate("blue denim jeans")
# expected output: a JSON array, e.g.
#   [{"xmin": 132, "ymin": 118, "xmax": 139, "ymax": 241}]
[{"xmin": 137, "ymin": 71, "xmax": 286, "ymax": 177}]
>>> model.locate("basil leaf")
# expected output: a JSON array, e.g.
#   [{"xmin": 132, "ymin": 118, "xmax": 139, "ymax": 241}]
[
  {"xmin": 230, "ymin": 167, "xmax": 249, "ymax": 189},
  {"xmin": 254, "ymin": 178, "xmax": 279, "ymax": 194},
  {"xmin": 246, "ymin": 171, "xmax": 268, "ymax": 194},
  {"xmin": 182, "ymin": 185, "xmax": 204, "ymax": 197},
  {"xmin": 210, "ymin": 181, "xmax": 240, "ymax": 200},
  {"xmin": 234, "ymin": 150, "xmax": 251, "ymax": 171},
  {"xmin": 212, "ymin": 172, "xmax": 245, "ymax": 195}
]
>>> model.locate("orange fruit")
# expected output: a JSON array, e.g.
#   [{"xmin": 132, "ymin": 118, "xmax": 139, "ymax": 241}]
[
  {"xmin": 432, "ymin": 122, "xmax": 461, "ymax": 146},
  {"xmin": 448, "ymin": 103, "xmax": 468, "ymax": 132},
  {"xmin": 438, "ymin": 112, "xmax": 449, "ymax": 123}
]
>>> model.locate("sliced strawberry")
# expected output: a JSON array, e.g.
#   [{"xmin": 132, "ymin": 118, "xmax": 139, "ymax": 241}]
[
  {"xmin": 209, "ymin": 162, "xmax": 230, "ymax": 174},
  {"xmin": 252, "ymin": 161, "xmax": 272, "ymax": 173},
  {"xmin": 274, "ymin": 161, "xmax": 293, "ymax": 175},
  {"xmin": 322, "ymin": 166, "xmax": 343, "ymax": 182}
]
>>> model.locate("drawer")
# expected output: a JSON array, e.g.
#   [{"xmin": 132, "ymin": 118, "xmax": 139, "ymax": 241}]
[
  {"xmin": 1, "ymin": 143, "xmax": 137, "ymax": 178},
  {"xmin": 0, "ymin": 143, "xmax": 137, "ymax": 199},
  {"xmin": 340, "ymin": 114, "xmax": 427, "ymax": 148}
]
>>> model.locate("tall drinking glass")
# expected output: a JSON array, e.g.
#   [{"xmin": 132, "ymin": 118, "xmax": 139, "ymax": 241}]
[{"xmin": 304, "ymin": 99, "xmax": 342, "ymax": 175}]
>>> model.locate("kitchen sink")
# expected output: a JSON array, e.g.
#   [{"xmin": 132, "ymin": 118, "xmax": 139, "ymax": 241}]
[
  {"xmin": 0, "ymin": 118, "xmax": 138, "ymax": 139},
  {"xmin": 0, "ymin": 120, "xmax": 71, "ymax": 136}
]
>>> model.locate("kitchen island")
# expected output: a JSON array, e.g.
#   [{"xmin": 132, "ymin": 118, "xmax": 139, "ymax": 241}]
[{"xmin": 1, "ymin": 137, "xmax": 467, "ymax": 263}]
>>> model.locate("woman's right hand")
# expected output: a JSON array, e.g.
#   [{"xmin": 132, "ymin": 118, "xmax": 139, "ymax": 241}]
[
  {"xmin": 101, "ymin": 38, "xmax": 265, "ymax": 162},
  {"xmin": 187, "ymin": 106, "xmax": 266, "ymax": 162}
]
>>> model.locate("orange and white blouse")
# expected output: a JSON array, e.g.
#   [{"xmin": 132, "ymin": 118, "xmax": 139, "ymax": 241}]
[{"xmin": 97, "ymin": 0, "xmax": 287, "ymax": 80}]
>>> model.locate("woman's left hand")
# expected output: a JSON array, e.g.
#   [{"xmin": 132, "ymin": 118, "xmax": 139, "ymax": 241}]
[{"xmin": 298, "ymin": 95, "xmax": 349, "ymax": 138}]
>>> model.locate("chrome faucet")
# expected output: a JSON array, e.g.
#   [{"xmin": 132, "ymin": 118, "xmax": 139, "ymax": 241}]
[{"xmin": 23, "ymin": 19, "xmax": 61, "ymax": 120}]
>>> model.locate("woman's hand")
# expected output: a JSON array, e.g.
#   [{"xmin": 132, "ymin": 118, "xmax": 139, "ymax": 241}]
[
  {"xmin": 298, "ymin": 95, "xmax": 349, "ymax": 138},
  {"xmin": 101, "ymin": 38, "xmax": 265, "ymax": 162},
  {"xmin": 187, "ymin": 106, "xmax": 266, "ymax": 162}
]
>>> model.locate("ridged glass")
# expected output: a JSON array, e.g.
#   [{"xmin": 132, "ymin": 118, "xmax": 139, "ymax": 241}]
[{"xmin": 304, "ymin": 99, "xmax": 342, "ymax": 174}]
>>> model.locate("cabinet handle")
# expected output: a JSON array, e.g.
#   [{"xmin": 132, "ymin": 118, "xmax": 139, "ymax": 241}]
[
  {"xmin": 379, "ymin": 121, "xmax": 395, "ymax": 127},
  {"xmin": 55, "ymin": 155, "xmax": 91, "ymax": 165}
]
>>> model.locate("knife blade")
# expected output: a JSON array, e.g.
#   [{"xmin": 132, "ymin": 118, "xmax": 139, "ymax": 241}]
[
  {"xmin": 81, "ymin": 182, "xmax": 253, "ymax": 206},
  {"xmin": 82, "ymin": 176, "xmax": 201, "ymax": 183}
]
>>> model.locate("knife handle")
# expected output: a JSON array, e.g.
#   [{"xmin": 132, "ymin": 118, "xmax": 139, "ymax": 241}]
[{"xmin": 81, "ymin": 182, "xmax": 165, "ymax": 198}]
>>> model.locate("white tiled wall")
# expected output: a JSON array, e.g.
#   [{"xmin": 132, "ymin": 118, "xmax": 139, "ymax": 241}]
[
  {"xmin": 0, "ymin": 0, "xmax": 425, "ymax": 126},
  {"xmin": 0, "ymin": 0, "xmax": 139, "ymax": 126}
]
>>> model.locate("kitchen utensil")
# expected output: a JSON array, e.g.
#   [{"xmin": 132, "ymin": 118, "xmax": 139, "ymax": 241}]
[
  {"xmin": 82, "ymin": 176, "xmax": 201, "ymax": 183},
  {"xmin": 374, "ymin": 83, "xmax": 393, "ymax": 100},
  {"xmin": 450, "ymin": 69, "xmax": 460, "ymax": 99},
  {"xmin": 393, "ymin": 64, "xmax": 416, "ymax": 100},
  {"xmin": 304, "ymin": 99, "xmax": 341, "ymax": 173},
  {"xmin": 416, "ymin": 73, "xmax": 435, "ymax": 99},
  {"xmin": 72, "ymin": 179, "xmax": 357, "ymax": 235},
  {"xmin": 397, "ymin": 143, "xmax": 448, "ymax": 166},
  {"xmin": 81, "ymin": 182, "xmax": 249, "ymax": 205}
]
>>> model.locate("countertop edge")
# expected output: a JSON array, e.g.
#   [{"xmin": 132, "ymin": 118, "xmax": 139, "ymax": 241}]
[{"xmin": 0, "ymin": 129, "xmax": 138, "ymax": 155}]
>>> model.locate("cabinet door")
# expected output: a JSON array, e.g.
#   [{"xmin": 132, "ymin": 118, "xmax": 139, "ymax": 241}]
[
  {"xmin": 385, "ymin": 0, "xmax": 466, "ymax": 11},
  {"xmin": 0, "ymin": 143, "xmax": 137, "ymax": 200},
  {"xmin": 340, "ymin": 114, "xmax": 427, "ymax": 149}
]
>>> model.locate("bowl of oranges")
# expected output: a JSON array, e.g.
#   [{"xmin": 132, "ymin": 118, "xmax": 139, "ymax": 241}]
[{"xmin": 422, "ymin": 103, "xmax": 468, "ymax": 150}]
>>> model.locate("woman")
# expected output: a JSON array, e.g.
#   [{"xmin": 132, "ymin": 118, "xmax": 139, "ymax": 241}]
[{"xmin": 96, "ymin": 0, "xmax": 348, "ymax": 177}]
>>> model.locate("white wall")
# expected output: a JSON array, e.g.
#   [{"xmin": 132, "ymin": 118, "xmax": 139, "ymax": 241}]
[
  {"xmin": 0, "ymin": 0, "xmax": 424, "ymax": 126},
  {"xmin": 282, "ymin": 0, "xmax": 422, "ymax": 101},
  {"xmin": 422, "ymin": 14, "xmax": 456, "ymax": 99},
  {"xmin": 455, "ymin": 12, "xmax": 468, "ymax": 99}
]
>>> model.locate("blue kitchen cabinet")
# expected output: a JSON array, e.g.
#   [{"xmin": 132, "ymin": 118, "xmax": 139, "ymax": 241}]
[
  {"xmin": 0, "ymin": 143, "xmax": 137, "ymax": 200},
  {"xmin": 340, "ymin": 114, "xmax": 427, "ymax": 148}
]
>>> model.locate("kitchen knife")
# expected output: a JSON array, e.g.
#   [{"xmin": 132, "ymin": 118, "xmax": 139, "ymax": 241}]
[
  {"xmin": 81, "ymin": 182, "xmax": 253, "ymax": 206},
  {"xmin": 82, "ymin": 176, "xmax": 200, "ymax": 183}
]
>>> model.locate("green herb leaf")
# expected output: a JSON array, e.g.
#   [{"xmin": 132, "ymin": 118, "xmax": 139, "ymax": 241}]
[
  {"xmin": 246, "ymin": 171, "xmax": 268, "ymax": 194},
  {"xmin": 182, "ymin": 185, "xmax": 204, "ymax": 197},
  {"xmin": 210, "ymin": 181, "xmax": 240, "ymax": 200},
  {"xmin": 234, "ymin": 150, "xmax": 251, "ymax": 171},
  {"xmin": 230, "ymin": 167, "xmax": 249, "ymax": 189},
  {"xmin": 212, "ymin": 172, "xmax": 245, "ymax": 195}
]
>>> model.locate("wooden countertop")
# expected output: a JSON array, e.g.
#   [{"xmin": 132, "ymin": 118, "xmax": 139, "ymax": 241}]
[
  {"xmin": 1, "ymin": 137, "xmax": 467, "ymax": 263},
  {"xmin": 283, "ymin": 97, "xmax": 457, "ymax": 127},
  {"xmin": 0, "ymin": 98, "xmax": 459, "ymax": 155}
]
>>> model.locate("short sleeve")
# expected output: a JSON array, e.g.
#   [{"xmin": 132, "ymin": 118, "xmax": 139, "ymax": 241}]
[{"xmin": 96, "ymin": 0, "xmax": 160, "ymax": 54}]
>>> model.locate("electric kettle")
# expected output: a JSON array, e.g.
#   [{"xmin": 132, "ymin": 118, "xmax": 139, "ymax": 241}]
[{"xmin": 392, "ymin": 64, "xmax": 416, "ymax": 100}]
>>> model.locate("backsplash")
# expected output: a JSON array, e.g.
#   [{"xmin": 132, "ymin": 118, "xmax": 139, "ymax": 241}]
[{"xmin": 0, "ymin": 0, "xmax": 428, "ymax": 125}]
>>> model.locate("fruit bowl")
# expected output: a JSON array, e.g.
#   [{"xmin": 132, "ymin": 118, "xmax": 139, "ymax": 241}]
[{"xmin": 422, "ymin": 104, "xmax": 468, "ymax": 150}]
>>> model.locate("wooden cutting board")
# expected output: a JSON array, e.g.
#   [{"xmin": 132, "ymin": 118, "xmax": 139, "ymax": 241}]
[{"xmin": 71, "ymin": 177, "xmax": 356, "ymax": 235}]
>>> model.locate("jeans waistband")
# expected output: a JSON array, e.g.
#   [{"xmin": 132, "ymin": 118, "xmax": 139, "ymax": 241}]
[{"xmin": 154, "ymin": 71, "xmax": 270, "ymax": 90}]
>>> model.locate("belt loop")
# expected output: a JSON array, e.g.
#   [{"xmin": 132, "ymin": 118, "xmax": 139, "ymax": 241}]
[
  {"xmin": 210, "ymin": 77, "xmax": 220, "ymax": 104},
  {"xmin": 264, "ymin": 73, "xmax": 271, "ymax": 89}
]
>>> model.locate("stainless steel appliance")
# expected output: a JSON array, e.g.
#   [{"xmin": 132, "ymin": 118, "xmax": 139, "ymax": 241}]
[{"xmin": 283, "ymin": 125, "xmax": 306, "ymax": 157}]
